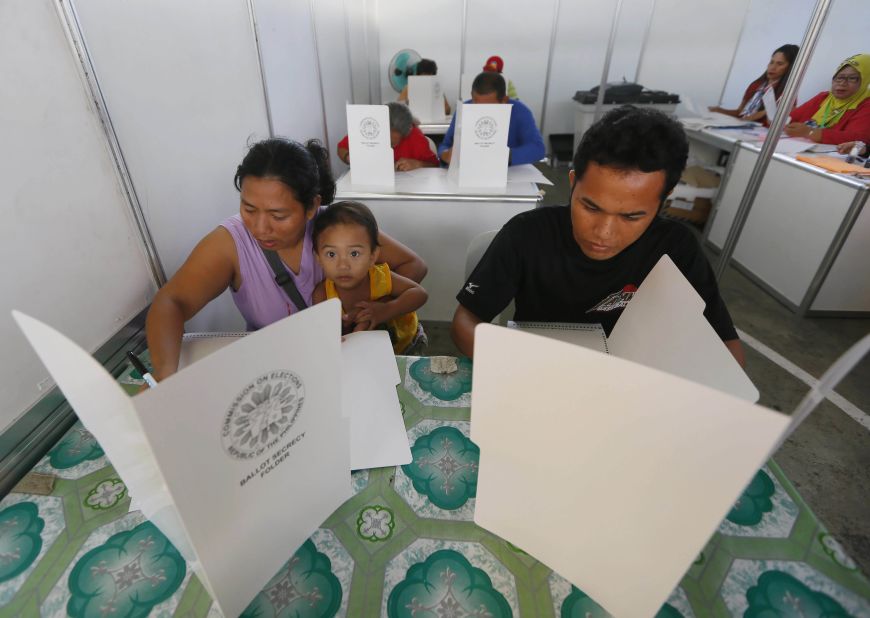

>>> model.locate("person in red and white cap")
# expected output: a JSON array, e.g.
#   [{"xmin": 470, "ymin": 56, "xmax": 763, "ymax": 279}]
[{"xmin": 483, "ymin": 55, "xmax": 518, "ymax": 99}]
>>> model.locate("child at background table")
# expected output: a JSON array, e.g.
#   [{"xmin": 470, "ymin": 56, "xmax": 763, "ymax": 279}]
[{"xmin": 312, "ymin": 201, "xmax": 428, "ymax": 353}]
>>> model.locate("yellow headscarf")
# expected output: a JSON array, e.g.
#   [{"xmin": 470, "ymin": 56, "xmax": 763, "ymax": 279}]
[{"xmin": 811, "ymin": 53, "xmax": 870, "ymax": 127}]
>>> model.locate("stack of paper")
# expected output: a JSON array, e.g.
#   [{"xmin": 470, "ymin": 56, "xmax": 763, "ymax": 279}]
[{"xmin": 13, "ymin": 299, "xmax": 411, "ymax": 616}]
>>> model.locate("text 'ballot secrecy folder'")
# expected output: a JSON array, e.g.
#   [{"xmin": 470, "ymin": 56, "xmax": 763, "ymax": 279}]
[
  {"xmin": 13, "ymin": 300, "xmax": 363, "ymax": 617},
  {"xmin": 447, "ymin": 102, "xmax": 511, "ymax": 189},
  {"xmin": 346, "ymin": 104, "xmax": 395, "ymax": 190}
]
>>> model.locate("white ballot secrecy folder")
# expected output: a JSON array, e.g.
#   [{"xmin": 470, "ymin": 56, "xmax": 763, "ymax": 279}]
[
  {"xmin": 447, "ymin": 102, "xmax": 511, "ymax": 189},
  {"xmin": 346, "ymin": 104, "xmax": 394, "ymax": 190},
  {"xmin": 471, "ymin": 325, "xmax": 790, "ymax": 618},
  {"xmin": 13, "ymin": 300, "xmax": 352, "ymax": 618},
  {"xmin": 408, "ymin": 75, "xmax": 444, "ymax": 123},
  {"xmin": 510, "ymin": 255, "xmax": 758, "ymax": 403}
]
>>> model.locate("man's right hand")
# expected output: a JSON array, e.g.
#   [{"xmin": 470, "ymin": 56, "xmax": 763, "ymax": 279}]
[{"xmin": 440, "ymin": 148, "xmax": 452, "ymax": 164}]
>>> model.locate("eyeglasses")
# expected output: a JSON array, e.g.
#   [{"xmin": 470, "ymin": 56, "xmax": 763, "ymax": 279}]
[{"xmin": 832, "ymin": 75, "xmax": 861, "ymax": 85}]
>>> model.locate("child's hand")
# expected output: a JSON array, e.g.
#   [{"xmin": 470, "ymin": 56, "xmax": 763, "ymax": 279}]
[{"xmin": 354, "ymin": 300, "xmax": 389, "ymax": 330}]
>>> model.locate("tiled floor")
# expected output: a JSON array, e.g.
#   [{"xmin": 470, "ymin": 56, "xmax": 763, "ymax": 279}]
[{"xmin": 421, "ymin": 162, "xmax": 870, "ymax": 578}]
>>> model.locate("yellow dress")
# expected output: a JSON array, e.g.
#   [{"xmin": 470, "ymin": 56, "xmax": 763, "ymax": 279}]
[{"xmin": 324, "ymin": 263, "xmax": 419, "ymax": 354}]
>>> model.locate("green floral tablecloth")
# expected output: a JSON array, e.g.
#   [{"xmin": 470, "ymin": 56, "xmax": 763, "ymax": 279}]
[{"xmin": 1, "ymin": 356, "xmax": 868, "ymax": 617}]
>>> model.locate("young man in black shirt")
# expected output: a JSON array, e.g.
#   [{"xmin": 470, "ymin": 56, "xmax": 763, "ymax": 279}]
[{"xmin": 451, "ymin": 106, "xmax": 745, "ymax": 365}]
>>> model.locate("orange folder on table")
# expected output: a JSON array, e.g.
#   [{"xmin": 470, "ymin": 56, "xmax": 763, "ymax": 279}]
[{"xmin": 795, "ymin": 154, "xmax": 870, "ymax": 175}]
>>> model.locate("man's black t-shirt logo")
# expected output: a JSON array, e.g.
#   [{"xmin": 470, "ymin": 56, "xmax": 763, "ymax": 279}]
[{"xmin": 587, "ymin": 284, "xmax": 637, "ymax": 313}]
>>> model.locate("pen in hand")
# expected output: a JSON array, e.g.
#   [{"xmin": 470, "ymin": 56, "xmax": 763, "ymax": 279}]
[{"xmin": 126, "ymin": 351, "xmax": 158, "ymax": 388}]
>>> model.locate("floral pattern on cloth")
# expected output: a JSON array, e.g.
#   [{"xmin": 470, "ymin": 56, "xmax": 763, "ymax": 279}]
[
  {"xmin": 48, "ymin": 424, "xmax": 104, "ymax": 470},
  {"xmin": 0, "ymin": 502, "xmax": 44, "ymax": 583},
  {"xmin": 386, "ymin": 549, "xmax": 512, "ymax": 618},
  {"xmin": 402, "ymin": 426, "xmax": 479, "ymax": 510},
  {"xmin": 726, "ymin": 469, "xmax": 775, "ymax": 526},
  {"xmin": 357, "ymin": 505, "xmax": 396, "ymax": 542},
  {"xmin": 745, "ymin": 570, "xmax": 852, "ymax": 617},
  {"xmin": 66, "ymin": 521, "xmax": 186, "ymax": 617},
  {"xmin": 241, "ymin": 539, "xmax": 342, "ymax": 617},
  {"xmin": 406, "ymin": 357, "xmax": 473, "ymax": 404},
  {"xmin": 84, "ymin": 478, "xmax": 127, "ymax": 511}
]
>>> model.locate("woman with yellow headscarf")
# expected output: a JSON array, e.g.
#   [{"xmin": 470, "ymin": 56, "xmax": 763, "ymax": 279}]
[{"xmin": 785, "ymin": 53, "xmax": 870, "ymax": 144}]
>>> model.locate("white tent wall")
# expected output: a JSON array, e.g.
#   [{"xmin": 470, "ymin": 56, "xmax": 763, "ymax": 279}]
[
  {"xmin": 637, "ymin": 0, "xmax": 753, "ymax": 111},
  {"xmin": 376, "ymin": 0, "xmax": 464, "ymax": 114},
  {"xmin": 0, "ymin": 0, "xmax": 155, "ymax": 434},
  {"xmin": 311, "ymin": 0, "xmax": 356, "ymax": 173},
  {"xmin": 70, "ymin": 0, "xmax": 271, "ymax": 333},
  {"xmin": 252, "ymin": 0, "xmax": 328, "ymax": 146}
]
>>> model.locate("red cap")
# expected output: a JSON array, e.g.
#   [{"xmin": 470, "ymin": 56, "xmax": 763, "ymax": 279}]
[{"xmin": 483, "ymin": 55, "xmax": 504, "ymax": 73}]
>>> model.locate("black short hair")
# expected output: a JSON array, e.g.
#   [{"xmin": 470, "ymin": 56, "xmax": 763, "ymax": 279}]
[
  {"xmin": 313, "ymin": 201, "xmax": 380, "ymax": 251},
  {"xmin": 471, "ymin": 71, "xmax": 506, "ymax": 100},
  {"xmin": 234, "ymin": 138, "xmax": 335, "ymax": 211},
  {"xmin": 416, "ymin": 59, "xmax": 438, "ymax": 75},
  {"xmin": 572, "ymin": 106, "xmax": 688, "ymax": 204}
]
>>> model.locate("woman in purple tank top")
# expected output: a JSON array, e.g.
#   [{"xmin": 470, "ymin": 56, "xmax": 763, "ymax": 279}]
[{"xmin": 145, "ymin": 138, "xmax": 427, "ymax": 382}]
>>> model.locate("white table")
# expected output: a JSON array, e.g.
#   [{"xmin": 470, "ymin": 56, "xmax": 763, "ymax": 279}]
[
  {"xmin": 335, "ymin": 168, "xmax": 543, "ymax": 321},
  {"xmin": 685, "ymin": 127, "xmax": 870, "ymax": 316}
]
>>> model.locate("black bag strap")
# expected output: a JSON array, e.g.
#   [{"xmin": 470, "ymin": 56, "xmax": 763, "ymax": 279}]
[{"xmin": 261, "ymin": 248, "xmax": 308, "ymax": 311}]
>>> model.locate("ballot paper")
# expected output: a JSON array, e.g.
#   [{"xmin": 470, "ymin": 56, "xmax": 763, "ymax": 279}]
[
  {"xmin": 506, "ymin": 321, "xmax": 608, "ymax": 353},
  {"xmin": 13, "ymin": 300, "xmax": 351, "ymax": 618},
  {"xmin": 471, "ymin": 324, "xmax": 790, "ymax": 618},
  {"xmin": 408, "ymin": 75, "xmax": 444, "ymax": 123},
  {"xmin": 346, "ymin": 104, "xmax": 394, "ymax": 189},
  {"xmin": 506, "ymin": 256, "xmax": 758, "ymax": 403},
  {"xmin": 447, "ymin": 102, "xmax": 511, "ymax": 188},
  {"xmin": 341, "ymin": 330, "xmax": 410, "ymax": 469},
  {"xmin": 774, "ymin": 137, "xmax": 817, "ymax": 155}
]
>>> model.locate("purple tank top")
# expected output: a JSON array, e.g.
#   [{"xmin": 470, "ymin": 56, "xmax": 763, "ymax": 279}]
[{"xmin": 221, "ymin": 213, "xmax": 323, "ymax": 331}]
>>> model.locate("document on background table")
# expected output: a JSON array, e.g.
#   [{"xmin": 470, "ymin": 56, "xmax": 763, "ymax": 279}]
[
  {"xmin": 346, "ymin": 104, "xmax": 394, "ymax": 189},
  {"xmin": 14, "ymin": 300, "xmax": 351, "ymax": 618},
  {"xmin": 470, "ymin": 324, "xmax": 790, "ymax": 618},
  {"xmin": 408, "ymin": 75, "xmax": 444, "ymax": 123},
  {"xmin": 447, "ymin": 102, "xmax": 511, "ymax": 188},
  {"xmin": 762, "ymin": 87, "xmax": 778, "ymax": 124},
  {"xmin": 774, "ymin": 137, "xmax": 816, "ymax": 155}
]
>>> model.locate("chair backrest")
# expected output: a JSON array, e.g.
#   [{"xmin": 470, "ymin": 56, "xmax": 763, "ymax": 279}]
[{"xmin": 465, "ymin": 229, "xmax": 499, "ymax": 279}]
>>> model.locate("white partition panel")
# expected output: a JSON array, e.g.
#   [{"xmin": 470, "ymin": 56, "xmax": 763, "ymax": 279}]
[
  {"xmin": 638, "ymin": 0, "xmax": 751, "ymax": 107},
  {"xmin": 252, "ymin": 0, "xmax": 327, "ymax": 145},
  {"xmin": 376, "ymin": 0, "xmax": 463, "ymax": 107},
  {"xmin": 463, "ymin": 0, "xmax": 559, "ymax": 123},
  {"xmin": 709, "ymin": 146, "xmax": 855, "ymax": 306},
  {"xmin": 0, "ymin": 0, "xmax": 155, "ymax": 433},
  {"xmin": 312, "ymin": 0, "xmax": 356, "ymax": 172},
  {"xmin": 541, "ymin": 0, "xmax": 621, "ymax": 137},
  {"xmin": 812, "ymin": 198, "xmax": 870, "ymax": 313},
  {"xmin": 72, "ymin": 0, "xmax": 271, "ymax": 332}
]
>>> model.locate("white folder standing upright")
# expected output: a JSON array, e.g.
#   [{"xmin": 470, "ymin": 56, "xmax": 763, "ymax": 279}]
[
  {"xmin": 13, "ymin": 300, "xmax": 351, "ymax": 618},
  {"xmin": 407, "ymin": 75, "xmax": 444, "ymax": 123},
  {"xmin": 508, "ymin": 255, "xmax": 759, "ymax": 403},
  {"xmin": 346, "ymin": 104, "xmax": 394, "ymax": 189},
  {"xmin": 471, "ymin": 325, "xmax": 789, "ymax": 618},
  {"xmin": 447, "ymin": 102, "xmax": 511, "ymax": 189}
]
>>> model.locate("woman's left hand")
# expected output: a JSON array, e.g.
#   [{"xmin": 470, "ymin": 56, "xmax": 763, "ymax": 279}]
[
  {"xmin": 395, "ymin": 158, "xmax": 423, "ymax": 172},
  {"xmin": 784, "ymin": 122, "xmax": 812, "ymax": 138}
]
